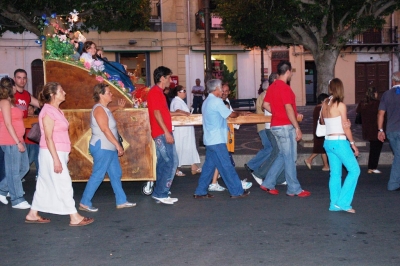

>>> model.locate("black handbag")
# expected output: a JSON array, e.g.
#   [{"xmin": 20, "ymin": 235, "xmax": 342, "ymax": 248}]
[
  {"xmin": 355, "ymin": 113, "xmax": 362, "ymax": 124},
  {"xmin": 118, "ymin": 132, "xmax": 124, "ymax": 150},
  {"xmin": 27, "ymin": 123, "xmax": 41, "ymax": 143}
]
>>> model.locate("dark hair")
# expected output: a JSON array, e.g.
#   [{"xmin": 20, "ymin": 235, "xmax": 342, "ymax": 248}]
[
  {"xmin": 153, "ymin": 66, "xmax": 172, "ymax": 84},
  {"xmin": 317, "ymin": 93, "xmax": 329, "ymax": 104},
  {"xmin": 14, "ymin": 69, "xmax": 27, "ymax": 77},
  {"xmin": 38, "ymin": 82, "xmax": 61, "ymax": 107},
  {"xmin": 93, "ymin": 83, "xmax": 108, "ymax": 102},
  {"xmin": 364, "ymin": 86, "xmax": 378, "ymax": 103},
  {"xmin": 0, "ymin": 77, "xmax": 15, "ymax": 101},
  {"xmin": 277, "ymin": 61, "xmax": 292, "ymax": 76},
  {"xmin": 83, "ymin": 41, "xmax": 96, "ymax": 56},
  {"xmin": 172, "ymin": 85, "xmax": 184, "ymax": 97},
  {"xmin": 328, "ymin": 78, "xmax": 344, "ymax": 105}
]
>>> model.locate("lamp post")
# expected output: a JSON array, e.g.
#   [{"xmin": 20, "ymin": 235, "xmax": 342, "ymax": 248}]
[{"xmin": 204, "ymin": 0, "xmax": 212, "ymax": 85}]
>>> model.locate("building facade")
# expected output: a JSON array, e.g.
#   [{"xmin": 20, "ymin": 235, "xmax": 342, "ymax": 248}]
[{"xmin": 0, "ymin": 0, "xmax": 399, "ymax": 106}]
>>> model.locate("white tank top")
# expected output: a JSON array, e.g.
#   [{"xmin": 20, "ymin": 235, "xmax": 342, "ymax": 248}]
[
  {"xmin": 89, "ymin": 103, "xmax": 118, "ymax": 151},
  {"xmin": 324, "ymin": 116, "xmax": 345, "ymax": 135}
]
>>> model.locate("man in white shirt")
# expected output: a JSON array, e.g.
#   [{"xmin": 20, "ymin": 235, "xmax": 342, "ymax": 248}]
[{"xmin": 191, "ymin": 78, "xmax": 204, "ymax": 114}]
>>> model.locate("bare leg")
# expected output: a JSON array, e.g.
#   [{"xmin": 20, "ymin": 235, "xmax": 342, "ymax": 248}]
[
  {"xmin": 26, "ymin": 209, "xmax": 41, "ymax": 220},
  {"xmin": 321, "ymin": 154, "xmax": 330, "ymax": 171},
  {"xmin": 211, "ymin": 169, "xmax": 219, "ymax": 184},
  {"xmin": 305, "ymin": 153, "xmax": 318, "ymax": 165}
]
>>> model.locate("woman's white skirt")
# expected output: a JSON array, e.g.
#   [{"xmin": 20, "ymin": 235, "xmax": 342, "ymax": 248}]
[
  {"xmin": 31, "ymin": 149, "xmax": 77, "ymax": 215},
  {"xmin": 174, "ymin": 125, "xmax": 200, "ymax": 166}
]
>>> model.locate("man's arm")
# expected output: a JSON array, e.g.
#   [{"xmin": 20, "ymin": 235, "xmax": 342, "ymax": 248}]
[
  {"xmin": 285, "ymin": 104, "xmax": 302, "ymax": 141},
  {"xmin": 262, "ymin": 102, "xmax": 271, "ymax": 113},
  {"xmin": 30, "ymin": 96, "xmax": 40, "ymax": 108},
  {"xmin": 377, "ymin": 110, "xmax": 386, "ymax": 142},
  {"xmin": 154, "ymin": 110, "xmax": 174, "ymax": 144}
]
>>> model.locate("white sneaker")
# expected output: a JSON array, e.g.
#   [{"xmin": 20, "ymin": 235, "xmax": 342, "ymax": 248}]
[
  {"xmin": 12, "ymin": 201, "xmax": 31, "ymax": 209},
  {"xmin": 208, "ymin": 182, "xmax": 226, "ymax": 191},
  {"xmin": 152, "ymin": 196, "xmax": 176, "ymax": 205},
  {"xmin": 251, "ymin": 173, "xmax": 262, "ymax": 185},
  {"xmin": 278, "ymin": 181, "xmax": 287, "ymax": 185},
  {"xmin": 241, "ymin": 180, "xmax": 252, "ymax": 190},
  {"xmin": 0, "ymin": 195, "xmax": 8, "ymax": 205}
]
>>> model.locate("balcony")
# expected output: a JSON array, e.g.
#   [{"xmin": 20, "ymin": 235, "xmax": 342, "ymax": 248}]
[
  {"xmin": 345, "ymin": 26, "xmax": 398, "ymax": 51},
  {"xmin": 195, "ymin": 10, "xmax": 226, "ymax": 40}
]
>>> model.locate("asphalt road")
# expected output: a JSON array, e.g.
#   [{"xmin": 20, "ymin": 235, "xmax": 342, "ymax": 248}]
[{"xmin": 1, "ymin": 166, "xmax": 399, "ymax": 266}]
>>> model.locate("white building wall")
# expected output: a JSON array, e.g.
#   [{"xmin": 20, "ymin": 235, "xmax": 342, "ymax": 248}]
[{"xmin": 0, "ymin": 32, "xmax": 42, "ymax": 93}]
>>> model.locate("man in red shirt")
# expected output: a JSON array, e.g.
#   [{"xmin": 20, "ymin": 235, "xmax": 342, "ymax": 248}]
[
  {"xmin": 261, "ymin": 61, "xmax": 311, "ymax": 197},
  {"xmin": 13, "ymin": 69, "xmax": 40, "ymax": 180},
  {"xmin": 147, "ymin": 66, "xmax": 179, "ymax": 205}
]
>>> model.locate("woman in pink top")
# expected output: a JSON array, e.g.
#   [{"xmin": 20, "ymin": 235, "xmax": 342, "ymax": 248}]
[
  {"xmin": 0, "ymin": 77, "xmax": 30, "ymax": 209},
  {"xmin": 25, "ymin": 82, "xmax": 94, "ymax": 226}
]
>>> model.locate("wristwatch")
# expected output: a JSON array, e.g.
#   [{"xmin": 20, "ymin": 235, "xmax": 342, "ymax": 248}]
[
  {"xmin": 349, "ymin": 141, "xmax": 355, "ymax": 145},
  {"xmin": 378, "ymin": 129, "xmax": 384, "ymax": 132}
]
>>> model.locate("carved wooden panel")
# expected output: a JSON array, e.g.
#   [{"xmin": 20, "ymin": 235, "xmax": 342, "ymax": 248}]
[{"xmin": 64, "ymin": 109, "xmax": 155, "ymax": 182}]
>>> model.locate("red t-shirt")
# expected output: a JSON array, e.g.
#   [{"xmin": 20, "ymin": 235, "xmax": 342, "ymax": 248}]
[
  {"xmin": 14, "ymin": 89, "xmax": 37, "ymax": 144},
  {"xmin": 147, "ymin": 85, "xmax": 172, "ymax": 139},
  {"xmin": 264, "ymin": 80, "xmax": 297, "ymax": 127},
  {"xmin": 14, "ymin": 90, "xmax": 31, "ymax": 118}
]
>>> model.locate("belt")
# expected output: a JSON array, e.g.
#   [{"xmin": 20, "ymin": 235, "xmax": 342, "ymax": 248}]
[{"xmin": 325, "ymin": 135, "xmax": 346, "ymax": 140}]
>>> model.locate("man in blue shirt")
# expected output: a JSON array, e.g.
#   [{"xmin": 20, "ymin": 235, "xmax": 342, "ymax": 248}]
[{"xmin": 194, "ymin": 79, "xmax": 250, "ymax": 198}]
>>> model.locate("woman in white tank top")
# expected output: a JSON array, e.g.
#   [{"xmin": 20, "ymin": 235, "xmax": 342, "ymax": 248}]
[{"xmin": 321, "ymin": 78, "xmax": 360, "ymax": 213}]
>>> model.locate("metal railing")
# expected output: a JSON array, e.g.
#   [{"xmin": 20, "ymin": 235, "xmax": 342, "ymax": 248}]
[{"xmin": 347, "ymin": 27, "xmax": 398, "ymax": 44}]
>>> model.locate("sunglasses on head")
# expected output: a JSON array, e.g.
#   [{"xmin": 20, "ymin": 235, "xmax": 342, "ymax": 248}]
[{"xmin": 179, "ymin": 90, "xmax": 186, "ymax": 93}]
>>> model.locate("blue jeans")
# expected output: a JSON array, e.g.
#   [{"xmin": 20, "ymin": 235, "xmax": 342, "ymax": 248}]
[
  {"xmin": 0, "ymin": 144, "xmax": 29, "ymax": 206},
  {"xmin": 261, "ymin": 125, "xmax": 302, "ymax": 194},
  {"xmin": 252, "ymin": 129, "xmax": 285, "ymax": 183},
  {"xmin": 324, "ymin": 139, "xmax": 360, "ymax": 210},
  {"xmin": 0, "ymin": 148, "xmax": 4, "ymax": 182},
  {"xmin": 195, "ymin": 143, "xmax": 244, "ymax": 197},
  {"xmin": 387, "ymin": 131, "xmax": 400, "ymax": 190},
  {"xmin": 247, "ymin": 129, "xmax": 273, "ymax": 170},
  {"xmin": 80, "ymin": 140, "xmax": 127, "ymax": 206},
  {"xmin": 192, "ymin": 96, "xmax": 203, "ymax": 114},
  {"xmin": 153, "ymin": 134, "xmax": 178, "ymax": 198},
  {"xmin": 26, "ymin": 143, "xmax": 39, "ymax": 176}
]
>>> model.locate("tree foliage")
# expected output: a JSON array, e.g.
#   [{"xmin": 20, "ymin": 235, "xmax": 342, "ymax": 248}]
[
  {"xmin": 216, "ymin": 0, "xmax": 400, "ymax": 94},
  {"xmin": 216, "ymin": 0, "xmax": 400, "ymax": 50},
  {"xmin": 0, "ymin": 0, "xmax": 151, "ymax": 36}
]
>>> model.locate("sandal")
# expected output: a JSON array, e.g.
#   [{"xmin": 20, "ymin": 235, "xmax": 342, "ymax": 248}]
[
  {"xmin": 176, "ymin": 170, "xmax": 186, "ymax": 177},
  {"xmin": 191, "ymin": 168, "xmax": 202, "ymax": 175},
  {"xmin": 25, "ymin": 216, "xmax": 51, "ymax": 224},
  {"xmin": 69, "ymin": 217, "xmax": 94, "ymax": 227}
]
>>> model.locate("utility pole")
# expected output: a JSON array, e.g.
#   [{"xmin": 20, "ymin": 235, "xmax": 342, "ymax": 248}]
[
  {"xmin": 260, "ymin": 48, "xmax": 265, "ymax": 84},
  {"xmin": 204, "ymin": 0, "xmax": 212, "ymax": 85}
]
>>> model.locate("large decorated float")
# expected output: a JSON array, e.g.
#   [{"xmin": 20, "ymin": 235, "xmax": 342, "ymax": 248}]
[{"xmin": 26, "ymin": 11, "xmax": 273, "ymax": 184}]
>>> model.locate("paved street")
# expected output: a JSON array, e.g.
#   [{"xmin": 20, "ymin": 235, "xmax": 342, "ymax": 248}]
[{"xmin": 1, "ymin": 165, "xmax": 399, "ymax": 266}]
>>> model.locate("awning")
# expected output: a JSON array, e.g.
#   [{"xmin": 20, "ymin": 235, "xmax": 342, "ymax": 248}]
[
  {"xmin": 191, "ymin": 45, "xmax": 251, "ymax": 52},
  {"xmin": 103, "ymin": 46, "xmax": 162, "ymax": 52}
]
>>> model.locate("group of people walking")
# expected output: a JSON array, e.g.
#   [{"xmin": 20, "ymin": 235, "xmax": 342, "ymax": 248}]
[{"xmin": 1, "ymin": 62, "xmax": 399, "ymax": 226}]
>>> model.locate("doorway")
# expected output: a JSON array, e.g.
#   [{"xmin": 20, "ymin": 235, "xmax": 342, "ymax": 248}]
[
  {"xmin": 355, "ymin": 62, "xmax": 389, "ymax": 103},
  {"xmin": 305, "ymin": 61, "xmax": 317, "ymax": 105},
  {"xmin": 31, "ymin": 59, "xmax": 44, "ymax": 98}
]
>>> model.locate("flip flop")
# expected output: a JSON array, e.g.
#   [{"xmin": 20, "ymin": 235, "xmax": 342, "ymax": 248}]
[
  {"xmin": 191, "ymin": 168, "xmax": 202, "ymax": 175},
  {"xmin": 25, "ymin": 217, "xmax": 51, "ymax": 224},
  {"xmin": 304, "ymin": 160, "xmax": 311, "ymax": 170},
  {"xmin": 69, "ymin": 217, "xmax": 94, "ymax": 227}
]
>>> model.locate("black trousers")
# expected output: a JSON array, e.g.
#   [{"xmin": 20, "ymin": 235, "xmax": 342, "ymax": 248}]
[{"xmin": 368, "ymin": 140, "xmax": 383, "ymax": 169}]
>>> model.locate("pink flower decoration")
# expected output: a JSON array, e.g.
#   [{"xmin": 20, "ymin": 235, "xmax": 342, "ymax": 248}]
[
  {"xmin": 105, "ymin": 72, "xmax": 111, "ymax": 78},
  {"xmin": 118, "ymin": 81, "xmax": 124, "ymax": 87},
  {"xmin": 84, "ymin": 61, "xmax": 91, "ymax": 69},
  {"xmin": 95, "ymin": 76, "xmax": 104, "ymax": 82}
]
